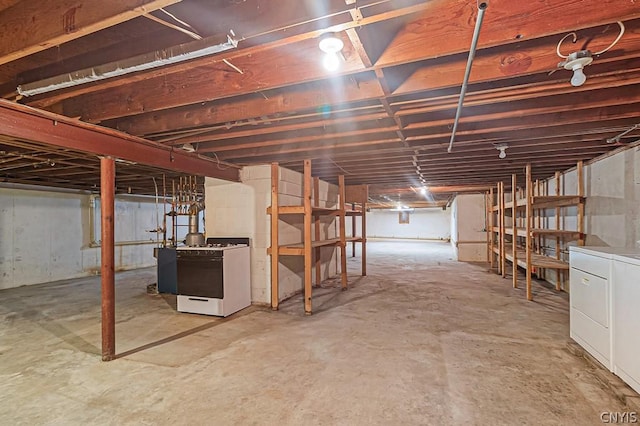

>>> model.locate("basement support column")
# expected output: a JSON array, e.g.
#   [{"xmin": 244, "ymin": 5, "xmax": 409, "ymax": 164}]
[{"xmin": 101, "ymin": 156, "xmax": 116, "ymax": 361}]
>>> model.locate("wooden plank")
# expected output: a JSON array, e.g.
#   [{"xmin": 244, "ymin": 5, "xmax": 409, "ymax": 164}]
[
  {"xmin": 0, "ymin": 99, "xmax": 240, "ymax": 181},
  {"xmin": 303, "ymin": 159, "xmax": 313, "ymax": 315},
  {"xmin": 314, "ymin": 177, "xmax": 321, "ymax": 287},
  {"xmin": 277, "ymin": 238, "xmax": 343, "ymax": 255},
  {"xmin": 379, "ymin": 0, "xmax": 640, "ymax": 66},
  {"xmin": 577, "ymin": 161, "xmax": 585, "ymax": 247},
  {"xmin": 516, "ymin": 195, "xmax": 584, "ymax": 209},
  {"xmin": 500, "ymin": 182, "xmax": 506, "ymax": 278},
  {"xmin": 489, "ymin": 186, "xmax": 495, "ymax": 270},
  {"xmin": 512, "ymin": 173, "xmax": 518, "ymax": 289},
  {"xmin": 361, "ymin": 185, "xmax": 367, "ymax": 276},
  {"xmin": 525, "ymin": 164, "xmax": 533, "ymax": 301},
  {"xmin": 338, "ymin": 175, "xmax": 348, "ymax": 290},
  {"xmin": 270, "ymin": 162, "xmax": 279, "ymax": 310},
  {"xmin": 0, "ymin": 0, "xmax": 181, "ymax": 65},
  {"xmin": 351, "ymin": 203, "xmax": 357, "ymax": 258},
  {"xmin": 555, "ymin": 171, "xmax": 561, "ymax": 291}
]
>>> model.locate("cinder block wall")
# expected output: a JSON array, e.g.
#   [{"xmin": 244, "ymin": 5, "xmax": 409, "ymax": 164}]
[
  {"xmin": 0, "ymin": 185, "xmax": 158, "ymax": 290},
  {"xmin": 205, "ymin": 165, "xmax": 340, "ymax": 305}
]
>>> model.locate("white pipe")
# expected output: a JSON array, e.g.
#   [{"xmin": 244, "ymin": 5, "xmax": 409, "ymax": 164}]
[{"xmin": 448, "ymin": 1, "xmax": 488, "ymax": 153}]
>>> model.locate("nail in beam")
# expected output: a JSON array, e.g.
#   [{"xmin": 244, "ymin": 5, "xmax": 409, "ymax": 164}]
[{"xmin": 101, "ymin": 156, "xmax": 116, "ymax": 361}]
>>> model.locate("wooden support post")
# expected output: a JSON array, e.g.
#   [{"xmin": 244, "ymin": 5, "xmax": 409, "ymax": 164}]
[
  {"xmin": 500, "ymin": 182, "xmax": 506, "ymax": 278},
  {"xmin": 489, "ymin": 186, "xmax": 495, "ymax": 270},
  {"xmin": 512, "ymin": 174, "xmax": 518, "ymax": 288},
  {"xmin": 351, "ymin": 202, "xmax": 356, "ymax": 258},
  {"xmin": 313, "ymin": 177, "xmax": 321, "ymax": 287},
  {"xmin": 100, "ymin": 157, "xmax": 116, "ymax": 362},
  {"xmin": 338, "ymin": 175, "xmax": 348, "ymax": 290},
  {"xmin": 555, "ymin": 171, "xmax": 561, "ymax": 291},
  {"xmin": 270, "ymin": 163, "xmax": 279, "ymax": 310},
  {"xmin": 485, "ymin": 192, "xmax": 490, "ymax": 264},
  {"xmin": 361, "ymin": 188, "xmax": 367, "ymax": 276},
  {"xmin": 577, "ymin": 161, "xmax": 585, "ymax": 247},
  {"xmin": 303, "ymin": 160, "xmax": 313, "ymax": 314},
  {"xmin": 525, "ymin": 164, "xmax": 533, "ymax": 301}
]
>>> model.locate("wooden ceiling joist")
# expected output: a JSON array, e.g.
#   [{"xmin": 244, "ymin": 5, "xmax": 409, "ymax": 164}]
[{"xmin": 0, "ymin": 0, "xmax": 182, "ymax": 66}]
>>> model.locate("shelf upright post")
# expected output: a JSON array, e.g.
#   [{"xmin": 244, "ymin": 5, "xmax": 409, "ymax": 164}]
[
  {"xmin": 554, "ymin": 171, "xmax": 561, "ymax": 290},
  {"xmin": 338, "ymin": 175, "xmax": 348, "ymax": 290},
  {"xmin": 525, "ymin": 164, "xmax": 533, "ymax": 301},
  {"xmin": 577, "ymin": 161, "xmax": 585, "ymax": 247},
  {"xmin": 303, "ymin": 160, "xmax": 313, "ymax": 315},
  {"xmin": 512, "ymin": 173, "xmax": 518, "ymax": 288},
  {"xmin": 488, "ymin": 187, "xmax": 495, "ymax": 270},
  {"xmin": 270, "ymin": 163, "xmax": 280, "ymax": 310},
  {"xmin": 313, "ymin": 177, "xmax": 321, "ymax": 287},
  {"xmin": 500, "ymin": 181, "xmax": 506, "ymax": 278}
]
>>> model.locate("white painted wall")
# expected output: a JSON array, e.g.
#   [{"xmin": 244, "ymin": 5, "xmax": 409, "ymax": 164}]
[
  {"xmin": 450, "ymin": 194, "xmax": 488, "ymax": 262},
  {"xmin": 0, "ymin": 185, "xmax": 159, "ymax": 290},
  {"xmin": 352, "ymin": 208, "xmax": 451, "ymax": 240},
  {"xmin": 204, "ymin": 165, "xmax": 340, "ymax": 305},
  {"xmin": 539, "ymin": 147, "xmax": 640, "ymax": 292}
]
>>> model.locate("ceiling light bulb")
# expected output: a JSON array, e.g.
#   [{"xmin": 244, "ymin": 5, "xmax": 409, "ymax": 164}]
[
  {"xmin": 498, "ymin": 149, "xmax": 507, "ymax": 159},
  {"xmin": 571, "ymin": 66, "xmax": 587, "ymax": 87},
  {"xmin": 323, "ymin": 52, "xmax": 340, "ymax": 72},
  {"xmin": 319, "ymin": 34, "xmax": 344, "ymax": 54}
]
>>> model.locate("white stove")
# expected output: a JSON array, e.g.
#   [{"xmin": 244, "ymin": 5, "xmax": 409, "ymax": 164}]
[{"xmin": 176, "ymin": 238, "xmax": 251, "ymax": 317}]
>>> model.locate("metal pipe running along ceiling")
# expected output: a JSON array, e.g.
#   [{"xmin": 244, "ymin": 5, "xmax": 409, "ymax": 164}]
[
  {"xmin": 448, "ymin": 0, "xmax": 488, "ymax": 153},
  {"xmin": 17, "ymin": 32, "xmax": 240, "ymax": 97}
]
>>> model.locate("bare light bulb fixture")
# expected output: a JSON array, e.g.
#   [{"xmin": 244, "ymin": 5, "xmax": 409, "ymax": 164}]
[
  {"xmin": 319, "ymin": 33, "xmax": 344, "ymax": 72},
  {"xmin": 560, "ymin": 51, "xmax": 593, "ymax": 87},
  {"xmin": 181, "ymin": 143, "xmax": 196, "ymax": 152},
  {"xmin": 495, "ymin": 143, "xmax": 509, "ymax": 159},
  {"xmin": 556, "ymin": 21, "xmax": 625, "ymax": 87}
]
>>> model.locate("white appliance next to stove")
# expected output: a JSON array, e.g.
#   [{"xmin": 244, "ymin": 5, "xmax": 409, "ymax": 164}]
[{"xmin": 176, "ymin": 238, "xmax": 251, "ymax": 317}]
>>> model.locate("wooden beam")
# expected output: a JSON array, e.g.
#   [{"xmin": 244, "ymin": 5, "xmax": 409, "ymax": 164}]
[
  {"xmin": 0, "ymin": 99, "xmax": 239, "ymax": 181},
  {"xmin": 100, "ymin": 156, "xmax": 116, "ymax": 361},
  {"xmin": 376, "ymin": 0, "xmax": 640, "ymax": 67},
  {"xmin": 0, "ymin": 0, "xmax": 181, "ymax": 65},
  {"xmin": 114, "ymin": 77, "xmax": 385, "ymax": 136}
]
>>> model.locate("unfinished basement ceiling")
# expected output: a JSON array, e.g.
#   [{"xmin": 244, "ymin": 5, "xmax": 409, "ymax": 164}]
[{"xmin": 0, "ymin": 0, "xmax": 639, "ymax": 203}]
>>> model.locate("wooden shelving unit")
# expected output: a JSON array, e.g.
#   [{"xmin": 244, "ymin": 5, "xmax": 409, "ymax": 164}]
[
  {"xmin": 488, "ymin": 162, "xmax": 585, "ymax": 300},
  {"xmin": 268, "ymin": 159, "xmax": 363, "ymax": 315}
]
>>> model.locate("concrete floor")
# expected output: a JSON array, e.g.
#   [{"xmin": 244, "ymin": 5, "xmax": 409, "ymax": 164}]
[{"xmin": 0, "ymin": 240, "xmax": 633, "ymax": 425}]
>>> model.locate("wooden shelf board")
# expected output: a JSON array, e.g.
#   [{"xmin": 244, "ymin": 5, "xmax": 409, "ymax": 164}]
[
  {"xmin": 267, "ymin": 206, "xmax": 342, "ymax": 215},
  {"xmin": 271, "ymin": 238, "xmax": 343, "ymax": 256},
  {"xmin": 515, "ymin": 195, "xmax": 584, "ymax": 209},
  {"xmin": 346, "ymin": 210, "xmax": 363, "ymax": 216},
  {"xmin": 346, "ymin": 236, "xmax": 363, "ymax": 243}
]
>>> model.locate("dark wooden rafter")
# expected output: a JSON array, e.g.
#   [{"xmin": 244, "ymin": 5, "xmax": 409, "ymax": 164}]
[
  {"xmin": 0, "ymin": 0, "xmax": 182, "ymax": 66},
  {"xmin": 0, "ymin": 0, "xmax": 638, "ymax": 197}
]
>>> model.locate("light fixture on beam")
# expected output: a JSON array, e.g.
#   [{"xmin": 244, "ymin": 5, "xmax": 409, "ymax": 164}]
[
  {"xmin": 181, "ymin": 143, "xmax": 196, "ymax": 153},
  {"xmin": 319, "ymin": 33, "xmax": 344, "ymax": 72},
  {"xmin": 556, "ymin": 21, "xmax": 625, "ymax": 88},
  {"xmin": 495, "ymin": 143, "xmax": 509, "ymax": 159}
]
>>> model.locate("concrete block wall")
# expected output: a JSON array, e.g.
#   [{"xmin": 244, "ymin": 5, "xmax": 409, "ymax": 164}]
[
  {"xmin": 204, "ymin": 164, "xmax": 340, "ymax": 305},
  {"xmin": 0, "ymin": 185, "xmax": 158, "ymax": 290},
  {"xmin": 450, "ymin": 194, "xmax": 488, "ymax": 262},
  {"xmin": 353, "ymin": 208, "xmax": 451, "ymax": 240}
]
